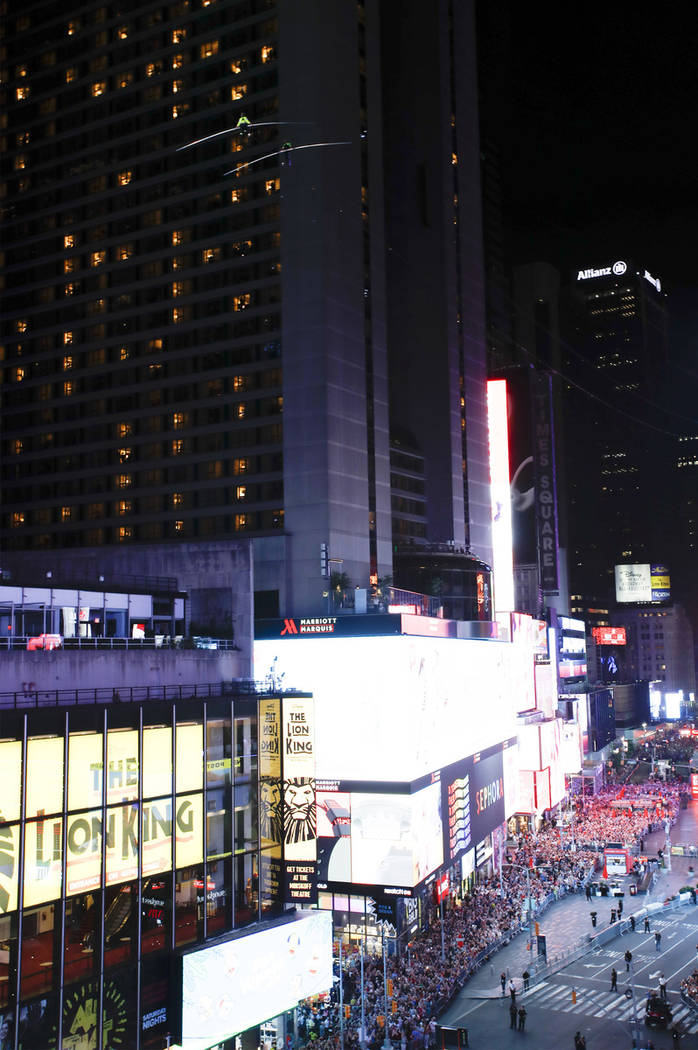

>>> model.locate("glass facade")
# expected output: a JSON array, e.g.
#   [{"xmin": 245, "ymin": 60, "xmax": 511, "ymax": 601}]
[{"xmin": 0, "ymin": 694, "xmax": 287, "ymax": 1050}]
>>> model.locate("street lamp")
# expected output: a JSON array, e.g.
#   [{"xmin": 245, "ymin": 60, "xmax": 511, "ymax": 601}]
[{"xmin": 381, "ymin": 923, "xmax": 394, "ymax": 1050}]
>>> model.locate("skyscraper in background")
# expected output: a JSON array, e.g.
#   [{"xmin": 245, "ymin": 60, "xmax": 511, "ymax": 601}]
[
  {"xmin": 563, "ymin": 258, "xmax": 671, "ymax": 605},
  {"xmin": 1, "ymin": 0, "xmax": 492, "ymax": 617}
]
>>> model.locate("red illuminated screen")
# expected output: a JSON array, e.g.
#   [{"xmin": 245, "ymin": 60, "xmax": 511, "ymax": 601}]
[{"xmin": 592, "ymin": 626, "xmax": 627, "ymax": 646}]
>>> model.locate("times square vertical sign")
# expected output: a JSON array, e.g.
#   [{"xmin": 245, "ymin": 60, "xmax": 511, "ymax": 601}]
[{"xmin": 532, "ymin": 372, "xmax": 559, "ymax": 594}]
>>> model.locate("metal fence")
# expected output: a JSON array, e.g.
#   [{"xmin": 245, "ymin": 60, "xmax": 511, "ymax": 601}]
[{"xmin": 0, "ymin": 679, "xmax": 305, "ymax": 709}]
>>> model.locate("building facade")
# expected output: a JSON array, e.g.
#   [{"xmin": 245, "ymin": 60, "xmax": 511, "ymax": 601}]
[
  {"xmin": 1, "ymin": 0, "xmax": 492, "ymax": 618},
  {"xmin": 0, "ymin": 687, "xmax": 330, "ymax": 1050}
]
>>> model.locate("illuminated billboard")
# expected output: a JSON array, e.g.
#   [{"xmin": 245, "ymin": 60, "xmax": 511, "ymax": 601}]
[
  {"xmin": 487, "ymin": 379, "xmax": 515, "ymax": 612},
  {"xmin": 592, "ymin": 626, "xmax": 626, "ymax": 645},
  {"xmin": 255, "ymin": 635, "xmax": 521, "ymax": 783},
  {"xmin": 615, "ymin": 564, "xmax": 671, "ymax": 603},
  {"xmin": 178, "ymin": 911, "xmax": 333, "ymax": 1049}
]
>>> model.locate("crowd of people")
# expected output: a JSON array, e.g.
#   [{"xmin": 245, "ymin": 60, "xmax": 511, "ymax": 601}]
[
  {"xmin": 294, "ymin": 778, "xmax": 687, "ymax": 1050},
  {"xmin": 681, "ymin": 968, "xmax": 698, "ymax": 1004}
]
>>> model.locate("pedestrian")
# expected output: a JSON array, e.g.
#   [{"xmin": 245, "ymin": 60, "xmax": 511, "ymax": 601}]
[
  {"xmin": 659, "ymin": 973, "xmax": 667, "ymax": 1000},
  {"xmin": 500, "ymin": 972, "xmax": 506, "ymax": 996},
  {"xmin": 625, "ymin": 949, "xmax": 632, "ymax": 971},
  {"xmin": 509, "ymin": 979, "xmax": 516, "ymax": 1003},
  {"xmin": 509, "ymin": 1003, "xmax": 517, "ymax": 1029},
  {"xmin": 655, "ymin": 931, "xmax": 661, "ymax": 952},
  {"xmin": 630, "ymin": 915, "xmax": 635, "ymax": 932},
  {"xmin": 522, "ymin": 969, "xmax": 530, "ymax": 991},
  {"xmin": 644, "ymin": 916, "xmax": 650, "ymax": 932},
  {"xmin": 586, "ymin": 884, "xmax": 592, "ymax": 901},
  {"xmin": 590, "ymin": 911, "xmax": 597, "ymax": 928},
  {"xmin": 610, "ymin": 908, "xmax": 617, "ymax": 923},
  {"xmin": 617, "ymin": 899, "xmax": 623, "ymax": 916},
  {"xmin": 518, "ymin": 1006, "xmax": 526, "ymax": 1031},
  {"xmin": 611, "ymin": 967, "xmax": 617, "ymax": 991}
]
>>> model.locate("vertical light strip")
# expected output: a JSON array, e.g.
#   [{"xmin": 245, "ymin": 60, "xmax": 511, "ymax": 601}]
[{"xmin": 487, "ymin": 379, "xmax": 515, "ymax": 612}]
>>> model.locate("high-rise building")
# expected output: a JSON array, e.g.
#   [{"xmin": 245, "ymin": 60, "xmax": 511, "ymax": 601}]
[
  {"xmin": 1, "ymin": 0, "xmax": 491, "ymax": 618},
  {"xmin": 563, "ymin": 258, "xmax": 671, "ymax": 603}
]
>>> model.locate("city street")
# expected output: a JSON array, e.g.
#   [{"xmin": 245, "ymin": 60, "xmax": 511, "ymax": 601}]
[{"xmin": 441, "ymin": 800, "xmax": 698, "ymax": 1048}]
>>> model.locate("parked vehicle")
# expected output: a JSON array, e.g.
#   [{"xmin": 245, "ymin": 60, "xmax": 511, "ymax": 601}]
[
  {"xmin": 645, "ymin": 994, "xmax": 672, "ymax": 1028},
  {"xmin": 26, "ymin": 633, "xmax": 63, "ymax": 651}
]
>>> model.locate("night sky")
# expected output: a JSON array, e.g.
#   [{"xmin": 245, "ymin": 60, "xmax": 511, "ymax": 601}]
[{"xmin": 480, "ymin": 4, "xmax": 698, "ymax": 373}]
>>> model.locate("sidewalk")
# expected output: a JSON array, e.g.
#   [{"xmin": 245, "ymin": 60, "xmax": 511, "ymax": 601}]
[{"xmin": 451, "ymin": 799, "xmax": 698, "ymax": 1006}]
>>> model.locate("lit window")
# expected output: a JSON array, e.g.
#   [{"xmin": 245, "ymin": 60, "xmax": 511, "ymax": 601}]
[
  {"xmin": 172, "ymin": 412, "xmax": 186, "ymax": 429},
  {"xmin": 90, "ymin": 250, "xmax": 106, "ymax": 266},
  {"xmin": 120, "ymin": 347, "xmax": 129, "ymax": 361},
  {"xmin": 171, "ymin": 439, "xmax": 184, "ymax": 455},
  {"xmin": 64, "ymin": 234, "xmax": 75, "ymax": 249},
  {"xmin": 231, "ymin": 84, "xmax": 247, "ymax": 101},
  {"xmin": 202, "ymin": 248, "xmax": 219, "ymax": 263},
  {"xmin": 172, "ymin": 492, "xmax": 183, "ymax": 507},
  {"xmin": 13, "ymin": 440, "xmax": 23, "ymax": 455},
  {"xmin": 12, "ymin": 512, "xmax": 25, "ymax": 528},
  {"xmin": 148, "ymin": 339, "xmax": 164, "ymax": 352},
  {"xmin": 265, "ymin": 178, "xmax": 280, "ymax": 195},
  {"xmin": 172, "ymin": 54, "xmax": 184, "ymax": 69},
  {"xmin": 261, "ymin": 45, "xmax": 275, "ymax": 63},
  {"xmin": 231, "ymin": 188, "xmax": 245, "ymax": 204},
  {"xmin": 67, "ymin": 19, "xmax": 79, "ymax": 35},
  {"xmin": 237, "ymin": 403, "xmax": 247, "ymax": 419},
  {"xmin": 13, "ymin": 155, "xmax": 25, "ymax": 174},
  {"xmin": 172, "ymin": 28, "xmax": 186, "ymax": 43},
  {"xmin": 172, "ymin": 105, "xmax": 189, "ymax": 119},
  {"xmin": 16, "ymin": 319, "xmax": 28, "ymax": 333},
  {"xmin": 63, "ymin": 355, "xmax": 73, "ymax": 370},
  {"xmin": 175, "ymin": 520, "xmax": 184, "ymax": 532},
  {"xmin": 200, "ymin": 41, "xmax": 219, "ymax": 58},
  {"xmin": 232, "ymin": 376, "xmax": 246, "ymax": 391},
  {"xmin": 172, "ymin": 282, "xmax": 184, "ymax": 297},
  {"xmin": 172, "ymin": 230, "xmax": 183, "ymax": 246},
  {"xmin": 117, "ymin": 500, "xmax": 132, "ymax": 515},
  {"xmin": 117, "ymin": 422, "xmax": 132, "ymax": 438},
  {"xmin": 118, "ymin": 526, "xmax": 132, "ymax": 541},
  {"xmin": 172, "ymin": 307, "xmax": 186, "ymax": 323},
  {"xmin": 230, "ymin": 60, "xmax": 246, "ymax": 75},
  {"xmin": 236, "ymin": 485, "xmax": 247, "ymax": 501},
  {"xmin": 92, "ymin": 82, "xmax": 106, "ymax": 97},
  {"xmin": 118, "ymin": 72, "xmax": 134, "ymax": 89},
  {"xmin": 115, "ymin": 474, "xmax": 132, "ymax": 488},
  {"xmin": 16, "ymin": 86, "xmax": 30, "ymax": 101},
  {"xmin": 63, "ymin": 258, "xmax": 76, "ymax": 273},
  {"xmin": 16, "ymin": 65, "xmax": 28, "ymax": 78},
  {"xmin": 64, "ymin": 283, "xmax": 77, "ymax": 296},
  {"xmin": 14, "ymin": 367, "xmax": 25, "ymax": 382},
  {"xmin": 233, "ymin": 458, "xmax": 249, "ymax": 475},
  {"xmin": 61, "ymin": 506, "xmax": 72, "ymax": 522},
  {"xmin": 452, "ymin": 152, "xmax": 458, "ymax": 165},
  {"xmin": 118, "ymin": 244, "xmax": 132, "ymax": 260},
  {"xmin": 233, "ymin": 293, "xmax": 251, "ymax": 311},
  {"xmin": 63, "ymin": 381, "xmax": 73, "ymax": 396},
  {"xmin": 117, "ymin": 170, "xmax": 132, "ymax": 186},
  {"xmin": 66, "ymin": 67, "xmax": 78, "ymax": 83},
  {"xmin": 63, "ymin": 331, "xmax": 73, "ymax": 344},
  {"xmin": 172, "ymin": 80, "xmax": 183, "ymax": 94},
  {"xmin": 118, "ymin": 447, "xmax": 132, "ymax": 463},
  {"xmin": 118, "ymin": 25, "xmax": 128, "ymax": 39},
  {"xmin": 235, "ymin": 514, "xmax": 249, "ymax": 530}
]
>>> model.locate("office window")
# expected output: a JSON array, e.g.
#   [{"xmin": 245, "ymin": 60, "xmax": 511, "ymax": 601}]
[
  {"xmin": 233, "ymin": 458, "xmax": 249, "ymax": 475},
  {"xmin": 64, "ymin": 331, "xmax": 73, "ymax": 344},
  {"xmin": 231, "ymin": 84, "xmax": 247, "ymax": 101},
  {"xmin": 115, "ymin": 474, "xmax": 132, "ymax": 488},
  {"xmin": 13, "ymin": 440, "xmax": 23, "ymax": 455},
  {"xmin": 117, "ymin": 171, "xmax": 132, "ymax": 186},
  {"xmin": 12, "ymin": 513, "xmax": 25, "ymax": 527},
  {"xmin": 118, "ymin": 422, "xmax": 133, "ymax": 440},
  {"xmin": 172, "ymin": 28, "xmax": 187, "ymax": 43},
  {"xmin": 261, "ymin": 45, "xmax": 275, "ymax": 63},
  {"xmin": 61, "ymin": 507, "xmax": 72, "ymax": 522},
  {"xmin": 234, "ymin": 514, "xmax": 249, "ymax": 530},
  {"xmin": 174, "ymin": 520, "xmax": 184, "ymax": 532},
  {"xmin": 172, "ymin": 493, "xmax": 183, "ymax": 507},
  {"xmin": 63, "ymin": 381, "xmax": 73, "ymax": 397},
  {"xmin": 14, "ymin": 367, "xmax": 25, "ymax": 382},
  {"xmin": 117, "ymin": 500, "xmax": 132, "ymax": 515},
  {"xmin": 236, "ymin": 404, "xmax": 246, "ymax": 419},
  {"xmin": 200, "ymin": 41, "xmax": 219, "ymax": 58},
  {"xmin": 118, "ymin": 72, "xmax": 134, "ymax": 88},
  {"xmin": 118, "ymin": 244, "xmax": 133, "ymax": 260},
  {"xmin": 171, "ymin": 439, "xmax": 184, "ymax": 455},
  {"xmin": 16, "ymin": 86, "xmax": 30, "ymax": 101},
  {"xmin": 118, "ymin": 448, "xmax": 132, "ymax": 463},
  {"xmin": 120, "ymin": 347, "xmax": 130, "ymax": 360},
  {"xmin": 236, "ymin": 486, "xmax": 247, "ymax": 501},
  {"xmin": 233, "ymin": 293, "xmax": 251, "ymax": 311},
  {"xmin": 64, "ymin": 234, "xmax": 75, "ymax": 249},
  {"xmin": 118, "ymin": 526, "xmax": 133, "ymax": 541},
  {"xmin": 172, "ymin": 412, "xmax": 187, "ymax": 429},
  {"xmin": 63, "ymin": 356, "xmax": 73, "ymax": 370},
  {"xmin": 172, "ymin": 53, "xmax": 184, "ymax": 69},
  {"xmin": 92, "ymin": 82, "xmax": 107, "ymax": 97},
  {"xmin": 202, "ymin": 247, "xmax": 220, "ymax": 263},
  {"xmin": 90, "ymin": 250, "xmax": 106, "ymax": 266}
]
